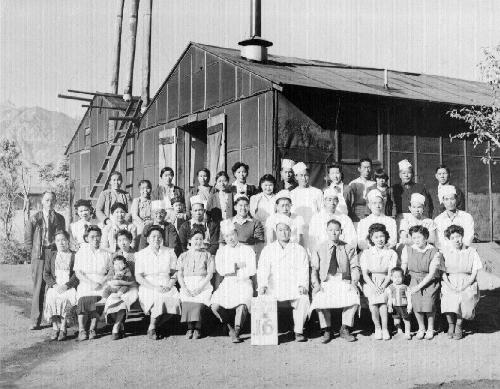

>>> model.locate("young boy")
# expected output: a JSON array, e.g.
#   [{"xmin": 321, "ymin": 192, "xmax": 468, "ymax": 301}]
[{"xmin": 386, "ymin": 267, "xmax": 412, "ymax": 340}]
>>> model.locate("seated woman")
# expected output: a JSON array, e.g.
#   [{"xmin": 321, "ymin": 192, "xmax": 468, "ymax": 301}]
[
  {"xmin": 211, "ymin": 220, "xmax": 256, "ymax": 343},
  {"xmin": 249, "ymin": 174, "xmax": 277, "ymax": 225},
  {"xmin": 130, "ymin": 179, "xmax": 152, "ymax": 235},
  {"xmin": 401, "ymin": 225, "xmax": 442, "ymax": 340},
  {"xmin": 101, "ymin": 202, "xmax": 137, "ymax": 253},
  {"xmin": 206, "ymin": 171, "xmax": 234, "ymax": 223},
  {"xmin": 95, "ymin": 171, "xmax": 132, "ymax": 226},
  {"xmin": 177, "ymin": 228, "xmax": 214, "ymax": 340},
  {"xmin": 441, "ymin": 224, "xmax": 482, "ymax": 340},
  {"xmin": 74, "ymin": 226, "xmax": 114, "ymax": 341},
  {"xmin": 135, "ymin": 226, "xmax": 181, "ymax": 340},
  {"xmin": 102, "ymin": 229, "xmax": 139, "ymax": 340},
  {"xmin": 70, "ymin": 199, "xmax": 97, "ymax": 251},
  {"xmin": 43, "ymin": 230, "xmax": 79, "ymax": 341},
  {"xmin": 360, "ymin": 223, "xmax": 398, "ymax": 341},
  {"xmin": 187, "ymin": 168, "xmax": 213, "ymax": 214},
  {"xmin": 230, "ymin": 162, "xmax": 258, "ymax": 198}
]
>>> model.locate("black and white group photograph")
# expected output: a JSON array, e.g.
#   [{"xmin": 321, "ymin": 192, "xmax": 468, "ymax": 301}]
[{"xmin": 1, "ymin": 0, "xmax": 500, "ymax": 388}]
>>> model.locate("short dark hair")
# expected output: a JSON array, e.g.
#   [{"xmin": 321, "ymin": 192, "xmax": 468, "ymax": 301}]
[
  {"xmin": 42, "ymin": 190, "xmax": 56, "ymax": 199},
  {"xmin": 326, "ymin": 219, "xmax": 342, "ymax": 229},
  {"xmin": 359, "ymin": 158, "xmax": 372, "ymax": 167},
  {"xmin": 189, "ymin": 227, "xmax": 205, "ymax": 240},
  {"xmin": 110, "ymin": 202, "xmax": 128, "ymax": 214},
  {"xmin": 234, "ymin": 195, "xmax": 250, "ymax": 205},
  {"xmin": 373, "ymin": 168, "xmax": 389, "ymax": 180},
  {"xmin": 160, "ymin": 166, "xmax": 174, "ymax": 178},
  {"xmin": 391, "ymin": 267, "xmax": 404, "ymax": 276},
  {"xmin": 109, "ymin": 171, "xmax": 123, "ymax": 181},
  {"xmin": 258, "ymin": 174, "xmax": 277, "ymax": 192},
  {"xmin": 170, "ymin": 196, "xmax": 184, "ymax": 205},
  {"xmin": 116, "ymin": 229, "xmax": 133, "ymax": 241},
  {"xmin": 436, "ymin": 164, "xmax": 450, "ymax": 174},
  {"xmin": 409, "ymin": 225, "xmax": 430, "ymax": 240},
  {"xmin": 74, "ymin": 199, "xmax": 92, "ymax": 209},
  {"xmin": 144, "ymin": 225, "xmax": 164, "ymax": 238},
  {"xmin": 367, "ymin": 223, "xmax": 389, "ymax": 245},
  {"xmin": 444, "ymin": 224, "xmax": 464, "ymax": 239},
  {"xmin": 84, "ymin": 225, "xmax": 102, "ymax": 242},
  {"xmin": 326, "ymin": 164, "xmax": 344, "ymax": 180},
  {"xmin": 197, "ymin": 168, "xmax": 211, "ymax": 181},
  {"xmin": 113, "ymin": 255, "xmax": 129, "ymax": 268},
  {"xmin": 231, "ymin": 162, "xmax": 249, "ymax": 175},
  {"xmin": 54, "ymin": 229, "xmax": 70, "ymax": 240},
  {"xmin": 215, "ymin": 171, "xmax": 229, "ymax": 182},
  {"xmin": 138, "ymin": 179, "xmax": 152, "ymax": 189}
]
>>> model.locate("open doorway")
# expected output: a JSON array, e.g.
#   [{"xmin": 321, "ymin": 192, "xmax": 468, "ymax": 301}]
[{"xmin": 180, "ymin": 120, "xmax": 207, "ymax": 191}]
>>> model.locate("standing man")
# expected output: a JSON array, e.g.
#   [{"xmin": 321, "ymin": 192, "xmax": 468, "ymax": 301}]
[
  {"xmin": 348, "ymin": 158, "xmax": 376, "ymax": 224},
  {"xmin": 276, "ymin": 159, "xmax": 298, "ymax": 191},
  {"xmin": 391, "ymin": 159, "xmax": 433, "ymax": 219},
  {"xmin": 258, "ymin": 217, "xmax": 310, "ymax": 342},
  {"xmin": 25, "ymin": 191, "xmax": 66, "ymax": 329},
  {"xmin": 429, "ymin": 165, "xmax": 466, "ymax": 218}
]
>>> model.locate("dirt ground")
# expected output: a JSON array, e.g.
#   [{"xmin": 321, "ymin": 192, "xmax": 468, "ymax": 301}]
[{"xmin": 1, "ymin": 264, "xmax": 500, "ymax": 389}]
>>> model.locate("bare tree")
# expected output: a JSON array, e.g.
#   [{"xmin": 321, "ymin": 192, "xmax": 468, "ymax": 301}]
[{"xmin": 0, "ymin": 139, "xmax": 22, "ymax": 241}]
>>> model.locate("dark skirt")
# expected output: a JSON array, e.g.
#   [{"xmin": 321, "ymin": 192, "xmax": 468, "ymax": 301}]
[
  {"xmin": 77, "ymin": 296, "xmax": 101, "ymax": 315},
  {"xmin": 181, "ymin": 302, "xmax": 204, "ymax": 323},
  {"xmin": 409, "ymin": 272, "xmax": 440, "ymax": 313}
]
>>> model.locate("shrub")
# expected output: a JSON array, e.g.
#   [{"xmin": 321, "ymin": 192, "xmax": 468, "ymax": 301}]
[{"xmin": 0, "ymin": 238, "xmax": 29, "ymax": 264}]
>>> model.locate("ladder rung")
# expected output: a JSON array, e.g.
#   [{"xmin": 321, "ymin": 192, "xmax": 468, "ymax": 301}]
[
  {"xmin": 94, "ymin": 183, "xmax": 105, "ymax": 187},
  {"xmin": 99, "ymin": 169, "xmax": 108, "ymax": 174}
]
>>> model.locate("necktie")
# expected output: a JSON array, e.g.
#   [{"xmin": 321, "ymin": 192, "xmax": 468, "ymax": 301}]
[{"xmin": 328, "ymin": 245, "xmax": 338, "ymax": 276}]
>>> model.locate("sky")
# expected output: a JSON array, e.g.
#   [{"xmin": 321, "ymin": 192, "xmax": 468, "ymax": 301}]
[{"xmin": 1, "ymin": 0, "xmax": 500, "ymax": 119}]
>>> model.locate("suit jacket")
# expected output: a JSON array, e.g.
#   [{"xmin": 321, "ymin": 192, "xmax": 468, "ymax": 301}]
[
  {"xmin": 276, "ymin": 180, "xmax": 298, "ymax": 192},
  {"xmin": 428, "ymin": 183, "xmax": 466, "ymax": 218},
  {"xmin": 178, "ymin": 218, "xmax": 220, "ymax": 255},
  {"xmin": 139, "ymin": 220, "xmax": 182, "ymax": 256},
  {"xmin": 42, "ymin": 250, "xmax": 79, "ymax": 289},
  {"xmin": 206, "ymin": 190, "xmax": 234, "ymax": 223},
  {"xmin": 230, "ymin": 184, "xmax": 258, "ymax": 198},
  {"xmin": 391, "ymin": 182, "xmax": 433, "ymax": 218},
  {"xmin": 312, "ymin": 240, "xmax": 359, "ymax": 282},
  {"xmin": 25, "ymin": 210, "xmax": 66, "ymax": 262}
]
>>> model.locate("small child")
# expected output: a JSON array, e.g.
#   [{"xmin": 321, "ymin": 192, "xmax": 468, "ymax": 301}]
[
  {"xmin": 167, "ymin": 197, "xmax": 189, "ymax": 232},
  {"xmin": 100, "ymin": 256, "xmax": 134, "ymax": 301},
  {"xmin": 386, "ymin": 267, "xmax": 412, "ymax": 340},
  {"xmin": 367, "ymin": 169, "xmax": 393, "ymax": 216}
]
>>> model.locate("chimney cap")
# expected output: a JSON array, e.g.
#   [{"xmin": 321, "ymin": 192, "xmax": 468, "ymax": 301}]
[{"xmin": 238, "ymin": 37, "xmax": 273, "ymax": 48}]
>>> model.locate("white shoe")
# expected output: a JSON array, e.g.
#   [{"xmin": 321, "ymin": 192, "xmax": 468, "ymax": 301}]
[
  {"xmin": 374, "ymin": 328, "xmax": 382, "ymax": 340},
  {"xmin": 382, "ymin": 329, "xmax": 391, "ymax": 340}
]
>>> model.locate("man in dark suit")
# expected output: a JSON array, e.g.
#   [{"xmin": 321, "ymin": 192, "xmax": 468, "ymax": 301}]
[
  {"xmin": 429, "ymin": 164, "xmax": 466, "ymax": 218},
  {"xmin": 25, "ymin": 191, "xmax": 66, "ymax": 329}
]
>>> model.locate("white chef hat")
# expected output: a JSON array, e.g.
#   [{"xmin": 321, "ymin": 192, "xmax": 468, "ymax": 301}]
[
  {"xmin": 273, "ymin": 213, "xmax": 292, "ymax": 230},
  {"xmin": 438, "ymin": 185, "xmax": 457, "ymax": 203},
  {"xmin": 281, "ymin": 159, "xmax": 295, "ymax": 170},
  {"xmin": 366, "ymin": 188, "xmax": 384, "ymax": 203},
  {"xmin": 275, "ymin": 190, "xmax": 292, "ymax": 203},
  {"xmin": 398, "ymin": 159, "xmax": 413, "ymax": 171},
  {"xmin": 323, "ymin": 188, "xmax": 339, "ymax": 200},
  {"xmin": 190, "ymin": 195, "xmax": 206, "ymax": 208},
  {"xmin": 292, "ymin": 162, "xmax": 308, "ymax": 175},
  {"xmin": 220, "ymin": 219, "xmax": 236, "ymax": 236},
  {"xmin": 151, "ymin": 200, "xmax": 166, "ymax": 212},
  {"xmin": 410, "ymin": 192, "xmax": 426, "ymax": 206}
]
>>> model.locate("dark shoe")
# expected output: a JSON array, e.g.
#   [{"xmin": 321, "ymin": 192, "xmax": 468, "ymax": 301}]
[
  {"xmin": 454, "ymin": 325, "xmax": 463, "ymax": 340},
  {"xmin": 111, "ymin": 332, "xmax": 121, "ymax": 340},
  {"xmin": 447, "ymin": 324, "xmax": 455, "ymax": 339},
  {"xmin": 186, "ymin": 329, "xmax": 194, "ymax": 339},
  {"xmin": 192, "ymin": 329, "xmax": 201, "ymax": 339},
  {"xmin": 29, "ymin": 323, "xmax": 40, "ymax": 331},
  {"xmin": 88, "ymin": 329, "xmax": 97, "ymax": 340},
  {"xmin": 295, "ymin": 333, "xmax": 307, "ymax": 342},
  {"xmin": 147, "ymin": 329, "xmax": 158, "ymax": 340},
  {"xmin": 77, "ymin": 330, "xmax": 88, "ymax": 341},
  {"xmin": 58, "ymin": 331, "xmax": 67, "ymax": 341},
  {"xmin": 339, "ymin": 326, "xmax": 356, "ymax": 342},
  {"xmin": 50, "ymin": 329, "xmax": 59, "ymax": 341},
  {"xmin": 321, "ymin": 329, "xmax": 332, "ymax": 344}
]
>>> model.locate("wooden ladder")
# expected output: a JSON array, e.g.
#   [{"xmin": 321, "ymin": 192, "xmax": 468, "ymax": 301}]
[{"xmin": 89, "ymin": 100, "xmax": 141, "ymax": 201}]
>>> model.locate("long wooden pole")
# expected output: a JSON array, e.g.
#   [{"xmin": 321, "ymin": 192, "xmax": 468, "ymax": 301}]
[
  {"xmin": 123, "ymin": 0, "xmax": 140, "ymax": 102},
  {"xmin": 141, "ymin": 0, "xmax": 152, "ymax": 113},
  {"xmin": 111, "ymin": 0, "xmax": 124, "ymax": 94}
]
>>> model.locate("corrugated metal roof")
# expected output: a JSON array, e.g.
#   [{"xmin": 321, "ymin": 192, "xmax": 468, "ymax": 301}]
[{"xmin": 193, "ymin": 42, "xmax": 493, "ymax": 106}]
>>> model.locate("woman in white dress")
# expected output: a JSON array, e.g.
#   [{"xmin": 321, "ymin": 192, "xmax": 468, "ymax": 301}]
[
  {"xmin": 441, "ymin": 224, "xmax": 482, "ymax": 340},
  {"xmin": 74, "ymin": 226, "xmax": 113, "ymax": 341},
  {"xmin": 177, "ymin": 228, "xmax": 214, "ymax": 340},
  {"xmin": 249, "ymin": 174, "xmax": 277, "ymax": 225},
  {"xmin": 211, "ymin": 220, "xmax": 256, "ymax": 343},
  {"xmin": 135, "ymin": 225, "xmax": 181, "ymax": 340},
  {"xmin": 69, "ymin": 199, "xmax": 96, "ymax": 251},
  {"xmin": 43, "ymin": 230, "xmax": 78, "ymax": 341}
]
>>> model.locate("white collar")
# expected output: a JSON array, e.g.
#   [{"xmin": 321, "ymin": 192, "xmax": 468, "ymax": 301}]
[{"xmin": 411, "ymin": 243, "xmax": 433, "ymax": 253}]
